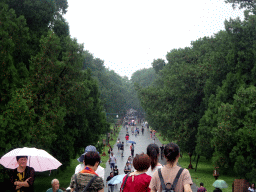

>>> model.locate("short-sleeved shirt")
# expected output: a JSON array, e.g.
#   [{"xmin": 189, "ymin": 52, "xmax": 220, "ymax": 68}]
[
  {"xmin": 69, "ymin": 172, "xmax": 104, "ymax": 192},
  {"xmin": 146, "ymin": 164, "xmax": 163, "ymax": 177},
  {"xmin": 197, "ymin": 186, "xmax": 207, "ymax": 192},
  {"xmin": 109, "ymin": 155, "xmax": 116, "ymax": 164},
  {"xmin": 121, "ymin": 173, "xmax": 151, "ymax": 192},
  {"xmin": 149, "ymin": 165, "xmax": 193, "ymax": 192},
  {"xmin": 113, "ymin": 169, "xmax": 119, "ymax": 176}
]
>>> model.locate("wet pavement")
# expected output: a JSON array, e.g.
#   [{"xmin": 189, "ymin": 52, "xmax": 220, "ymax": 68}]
[{"xmin": 104, "ymin": 124, "xmax": 198, "ymax": 192}]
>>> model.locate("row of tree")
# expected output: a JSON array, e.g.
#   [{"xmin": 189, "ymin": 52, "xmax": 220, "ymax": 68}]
[
  {"xmin": 136, "ymin": 0, "xmax": 256, "ymax": 182},
  {"xmin": 0, "ymin": 0, "xmax": 155, "ymax": 170}
]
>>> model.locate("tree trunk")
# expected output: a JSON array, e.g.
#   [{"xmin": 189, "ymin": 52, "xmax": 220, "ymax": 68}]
[{"xmin": 195, "ymin": 155, "xmax": 200, "ymax": 172}]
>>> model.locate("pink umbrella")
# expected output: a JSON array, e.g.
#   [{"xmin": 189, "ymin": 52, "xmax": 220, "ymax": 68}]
[{"xmin": 0, "ymin": 147, "xmax": 62, "ymax": 172}]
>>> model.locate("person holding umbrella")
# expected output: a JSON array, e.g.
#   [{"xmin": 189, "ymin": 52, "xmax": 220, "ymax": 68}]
[
  {"xmin": 212, "ymin": 180, "xmax": 228, "ymax": 192},
  {"xmin": 106, "ymin": 172, "xmax": 115, "ymax": 192},
  {"xmin": 10, "ymin": 156, "xmax": 35, "ymax": 192}
]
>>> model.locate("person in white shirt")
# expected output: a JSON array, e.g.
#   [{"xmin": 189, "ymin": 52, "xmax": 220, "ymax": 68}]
[
  {"xmin": 248, "ymin": 183, "xmax": 256, "ymax": 192},
  {"xmin": 146, "ymin": 144, "xmax": 163, "ymax": 176},
  {"xmin": 74, "ymin": 145, "xmax": 104, "ymax": 179}
]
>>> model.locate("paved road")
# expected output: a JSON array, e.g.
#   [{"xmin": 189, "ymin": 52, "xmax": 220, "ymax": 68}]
[{"xmin": 104, "ymin": 124, "xmax": 198, "ymax": 192}]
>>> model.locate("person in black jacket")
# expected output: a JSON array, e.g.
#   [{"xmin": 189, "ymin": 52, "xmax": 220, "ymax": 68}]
[{"xmin": 10, "ymin": 156, "xmax": 35, "ymax": 192}]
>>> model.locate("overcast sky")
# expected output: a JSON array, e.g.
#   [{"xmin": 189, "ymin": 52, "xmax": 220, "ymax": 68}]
[{"xmin": 64, "ymin": 0, "xmax": 244, "ymax": 79}]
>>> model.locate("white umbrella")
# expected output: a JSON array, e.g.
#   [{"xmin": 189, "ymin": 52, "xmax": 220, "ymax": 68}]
[{"xmin": 0, "ymin": 147, "xmax": 62, "ymax": 172}]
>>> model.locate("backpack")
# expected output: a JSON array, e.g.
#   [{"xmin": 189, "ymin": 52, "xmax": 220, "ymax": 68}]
[
  {"xmin": 74, "ymin": 174, "xmax": 98, "ymax": 192},
  {"xmin": 158, "ymin": 167, "xmax": 184, "ymax": 192}
]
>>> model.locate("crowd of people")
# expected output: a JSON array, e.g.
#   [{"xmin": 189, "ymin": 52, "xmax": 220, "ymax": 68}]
[{"xmin": 8, "ymin": 122, "xmax": 255, "ymax": 192}]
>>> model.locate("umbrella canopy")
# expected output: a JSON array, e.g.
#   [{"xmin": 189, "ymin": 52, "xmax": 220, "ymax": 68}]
[
  {"xmin": 127, "ymin": 141, "xmax": 136, "ymax": 144},
  {"xmin": 0, "ymin": 147, "xmax": 62, "ymax": 172},
  {"xmin": 107, "ymin": 174, "xmax": 126, "ymax": 185},
  {"xmin": 213, "ymin": 180, "xmax": 228, "ymax": 189}
]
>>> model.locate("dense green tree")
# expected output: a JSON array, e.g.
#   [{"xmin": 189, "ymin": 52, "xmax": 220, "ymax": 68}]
[
  {"xmin": 151, "ymin": 59, "xmax": 166, "ymax": 74},
  {"xmin": 0, "ymin": 2, "xmax": 32, "ymax": 155}
]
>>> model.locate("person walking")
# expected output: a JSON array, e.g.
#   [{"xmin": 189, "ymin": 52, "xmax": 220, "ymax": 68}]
[
  {"xmin": 108, "ymin": 146, "xmax": 113, "ymax": 156},
  {"xmin": 149, "ymin": 142, "xmax": 193, "ymax": 192},
  {"xmin": 125, "ymin": 133, "xmax": 129, "ymax": 144},
  {"xmin": 108, "ymin": 152, "xmax": 116, "ymax": 172},
  {"xmin": 135, "ymin": 128, "xmax": 137, "ymax": 137},
  {"xmin": 117, "ymin": 138, "xmax": 121, "ymax": 152},
  {"xmin": 146, "ymin": 144, "xmax": 163, "ymax": 176},
  {"xmin": 120, "ymin": 153, "xmax": 152, "ymax": 192},
  {"xmin": 160, "ymin": 144, "xmax": 164, "ymax": 160},
  {"xmin": 131, "ymin": 126, "xmax": 134, "ymax": 135},
  {"xmin": 142, "ymin": 126, "xmax": 144, "ymax": 135},
  {"xmin": 120, "ymin": 142, "xmax": 124, "ymax": 157},
  {"xmin": 113, "ymin": 165, "xmax": 119, "ymax": 176},
  {"xmin": 75, "ymin": 145, "xmax": 105, "ymax": 178},
  {"xmin": 106, "ymin": 172, "xmax": 115, "ymax": 192},
  {"xmin": 197, "ymin": 182, "xmax": 207, "ymax": 192},
  {"xmin": 69, "ymin": 151, "xmax": 104, "ymax": 192},
  {"xmin": 124, "ymin": 162, "xmax": 131, "ymax": 174},
  {"xmin": 130, "ymin": 144, "xmax": 135, "ymax": 158}
]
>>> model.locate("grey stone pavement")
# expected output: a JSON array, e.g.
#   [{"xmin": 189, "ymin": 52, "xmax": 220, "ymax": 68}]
[{"xmin": 104, "ymin": 124, "xmax": 198, "ymax": 192}]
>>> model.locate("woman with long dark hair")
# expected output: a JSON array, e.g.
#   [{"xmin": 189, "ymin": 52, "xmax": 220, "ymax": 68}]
[
  {"xmin": 149, "ymin": 142, "xmax": 193, "ymax": 192},
  {"xmin": 146, "ymin": 144, "xmax": 163, "ymax": 176}
]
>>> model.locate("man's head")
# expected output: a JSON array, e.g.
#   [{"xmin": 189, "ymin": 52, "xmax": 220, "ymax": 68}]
[
  {"xmin": 51, "ymin": 179, "xmax": 60, "ymax": 190},
  {"xmin": 115, "ymin": 165, "xmax": 118, "ymax": 169},
  {"xmin": 200, "ymin": 183, "xmax": 204, "ymax": 187},
  {"xmin": 84, "ymin": 151, "xmax": 101, "ymax": 169},
  {"xmin": 111, "ymin": 152, "xmax": 113, "ymax": 156},
  {"xmin": 16, "ymin": 156, "xmax": 28, "ymax": 168},
  {"xmin": 110, "ymin": 172, "xmax": 114, "ymax": 177},
  {"xmin": 78, "ymin": 145, "xmax": 99, "ymax": 163}
]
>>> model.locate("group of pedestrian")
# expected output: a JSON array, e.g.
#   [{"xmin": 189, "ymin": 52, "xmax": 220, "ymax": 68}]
[{"xmin": 120, "ymin": 142, "xmax": 193, "ymax": 192}]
